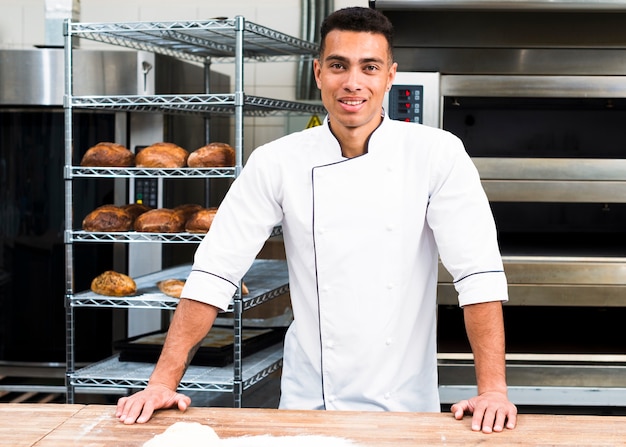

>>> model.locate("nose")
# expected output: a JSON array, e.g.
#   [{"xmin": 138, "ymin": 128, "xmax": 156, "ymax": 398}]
[{"xmin": 343, "ymin": 67, "xmax": 362, "ymax": 92}]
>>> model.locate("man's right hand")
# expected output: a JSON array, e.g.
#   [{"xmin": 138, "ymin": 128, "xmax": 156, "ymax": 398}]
[{"xmin": 115, "ymin": 383, "xmax": 191, "ymax": 424}]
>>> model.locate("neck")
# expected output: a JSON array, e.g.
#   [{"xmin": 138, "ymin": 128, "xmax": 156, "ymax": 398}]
[{"xmin": 329, "ymin": 115, "xmax": 384, "ymax": 158}]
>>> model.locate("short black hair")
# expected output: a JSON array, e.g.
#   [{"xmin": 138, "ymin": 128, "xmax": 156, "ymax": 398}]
[{"xmin": 319, "ymin": 7, "xmax": 394, "ymax": 60}]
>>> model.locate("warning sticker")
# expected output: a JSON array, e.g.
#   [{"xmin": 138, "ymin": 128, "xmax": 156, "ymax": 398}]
[{"xmin": 306, "ymin": 115, "xmax": 322, "ymax": 128}]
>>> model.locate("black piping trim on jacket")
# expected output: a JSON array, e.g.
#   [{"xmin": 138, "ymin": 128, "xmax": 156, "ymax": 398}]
[
  {"xmin": 189, "ymin": 268, "xmax": 237, "ymax": 288},
  {"xmin": 311, "ymin": 156, "xmax": 365, "ymax": 409},
  {"xmin": 310, "ymin": 165, "xmax": 325, "ymax": 409},
  {"xmin": 453, "ymin": 270, "xmax": 505, "ymax": 284}
]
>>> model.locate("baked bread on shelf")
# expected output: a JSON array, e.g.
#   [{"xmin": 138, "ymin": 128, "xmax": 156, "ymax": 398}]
[
  {"xmin": 82, "ymin": 205, "xmax": 133, "ymax": 232},
  {"xmin": 91, "ymin": 270, "xmax": 137, "ymax": 296},
  {"xmin": 134, "ymin": 208, "xmax": 186, "ymax": 233},
  {"xmin": 135, "ymin": 142, "xmax": 189, "ymax": 168},
  {"xmin": 157, "ymin": 279, "xmax": 185, "ymax": 298},
  {"xmin": 80, "ymin": 142, "xmax": 135, "ymax": 167},
  {"xmin": 173, "ymin": 203, "xmax": 204, "ymax": 223},
  {"xmin": 185, "ymin": 207, "xmax": 218, "ymax": 233},
  {"xmin": 121, "ymin": 203, "xmax": 152, "ymax": 222},
  {"xmin": 187, "ymin": 142, "xmax": 235, "ymax": 167}
]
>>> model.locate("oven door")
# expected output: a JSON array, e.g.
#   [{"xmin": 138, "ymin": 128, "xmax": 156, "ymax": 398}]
[
  {"xmin": 436, "ymin": 74, "xmax": 626, "ymax": 307},
  {"xmin": 431, "ymin": 75, "xmax": 626, "ymax": 407}
]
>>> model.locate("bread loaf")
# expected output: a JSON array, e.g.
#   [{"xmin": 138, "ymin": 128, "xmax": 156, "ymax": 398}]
[
  {"xmin": 188, "ymin": 142, "xmax": 235, "ymax": 167},
  {"xmin": 82, "ymin": 205, "xmax": 133, "ymax": 232},
  {"xmin": 157, "ymin": 279, "xmax": 185, "ymax": 298},
  {"xmin": 121, "ymin": 203, "xmax": 152, "ymax": 222},
  {"xmin": 135, "ymin": 142, "xmax": 189, "ymax": 168},
  {"xmin": 134, "ymin": 208, "xmax": 185, "ymax": 233},
  {"xmin": 91, "ymin": 271, "xmax": 136, "ymax": 296},
  {"xmin": 185, "ymin": 208, "xmax": 218, "ymax": 233},
  {"xmin": 80, "ymin": 142, "xmax": 135, "ymax": 167},
  {"xmin": 174, "ymin": 204, "xmax": 204, "ymax": 223}
]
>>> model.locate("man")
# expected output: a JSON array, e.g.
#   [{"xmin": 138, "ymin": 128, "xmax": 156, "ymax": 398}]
[{"xmin": 116, "ymin": 6, "xmax": 517, "ymax": 433}]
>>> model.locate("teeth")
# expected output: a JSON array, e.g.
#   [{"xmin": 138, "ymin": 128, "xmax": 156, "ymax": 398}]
[{"xmin": 342, "ymin": 100, "xmax": 363, "ymax": 105}]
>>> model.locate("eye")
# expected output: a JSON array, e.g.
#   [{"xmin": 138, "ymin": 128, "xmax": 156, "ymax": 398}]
[
  {"xmin": 329, "ymin": 62, "xmax": 345, "ymax": 70},
  {"xmin": 364, "ymin": 65, "xmax": 379, "ymax": 72}
]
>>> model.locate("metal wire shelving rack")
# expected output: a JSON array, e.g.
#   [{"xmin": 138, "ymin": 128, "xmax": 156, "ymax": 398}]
[{"xmin": 63, "ymin": 17, "xmax": 324, "ymax": 406}]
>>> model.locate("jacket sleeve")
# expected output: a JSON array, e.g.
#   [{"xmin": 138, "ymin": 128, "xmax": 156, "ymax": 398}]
[
  {"xmin": 426, "ymin": 133, "xmax": 509, "ymax": 307},
  {"xmin": 180, "ymin": 146, "xmax": 284, "ymax": 311}
]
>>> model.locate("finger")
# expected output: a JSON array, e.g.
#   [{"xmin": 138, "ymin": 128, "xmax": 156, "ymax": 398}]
[
  {"xmin": 122, "ymin": 399, "xmax": 146, "ymax": 425},
  {"xmin": 177, "ymin": 395, "xmax": 191, "ymax": 412},
  {"xmin": 506, "ymin": 407, "xmax": 518, "ymax": 429},
  {"xmin": 116, "ymin": 397, "xmax": 137, "ymax": 423},
  {"xmin": 470, "ymin": 403, "xmax": 486, "ymax": 432},
  {"xmin": 115, "ymin": 396, "xmax": 128, "ymax": 418},
  {"xmin": 135, "ymin": 401, "xmax": 155, "ymax": 424},
  {"xmin": 480, "ymin": 407, "xmax": 497, "ymax": 434},
  {"xmin": 492, "ymin": 408, "xmax": 508, "ymax": 432},
  {"xmin": 451, "ymin": 402, "xmax": 465, "ymax": 420}
]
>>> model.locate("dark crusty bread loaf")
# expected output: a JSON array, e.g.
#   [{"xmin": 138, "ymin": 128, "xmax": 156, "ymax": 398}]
[
  {"xmin": 174, "ymin": 203, "xmax": 204, "ymax": 223},
  {"xmin": 134, "ymin": 208, "xmax": 185, "ymax": 233},
  {"xmin": 80, "ymin": 142, "xmax": 135, "ymax": 167},
  {"xmin": 82, "ymin": 205, "xmax": 133, "ymax": 232},
  {"xmin": 184, "ymin": 207, "xmax": 218, "ymax": 233},
  {"xmin": 121, "ymin": 203, "xmax": 152, "ymax": 222},
  {"xmin": 187, "ymin": 142, "xmax": 235, "ymax": 167},
  {"xmin": 135, "ymin": 142, "xmax": 189, "ymax": 168}
]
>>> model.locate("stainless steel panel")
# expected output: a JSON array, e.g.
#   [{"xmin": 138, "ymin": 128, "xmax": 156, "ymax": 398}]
[
  {"xmin": 442, "ymin": 75, "xmax": 626, "ymax": 98},
  {"xmin": 474, "ymin": 158, "xmax": 626, "ymax": 181},
  {"xmin": 474, "ymin": 159, "xmax": 626, "ymax": 202},
  {"xmin": 439, "ymin": 283, "xmax": 626, "ymax": 306},
  {"xmin": 386, "ymin": 10, "xmax": 626, "ymax": 75},
  {"xmin": 372, "ymin": 0, "xmax": 626, "ymax": 11},
  {"xmin": 482, "ymin": 180, "xmax": 626, "ymax": 202},
  {"xmin": 395, "ymin": 48, "xmax": 626, "ymax": 76},
  {"xmin": 442, "ymin": 257, "xmax": 626, "ymax": 285},
  {"xmin": 0, "ymin": 49, "xmax": 137, "ymax": 106},
  {"xmin": 438, "ymin": 258, "xmax": 626, "ymax": 306}
]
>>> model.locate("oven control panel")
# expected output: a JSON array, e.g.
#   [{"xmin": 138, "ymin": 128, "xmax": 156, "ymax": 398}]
[
  {"xmin": 384, "ymin": 72, "xmax": 441, "ymax": 128},
  {"xmin": 388, "ymin": 85, "xmax": 424, "ymax": 123}
]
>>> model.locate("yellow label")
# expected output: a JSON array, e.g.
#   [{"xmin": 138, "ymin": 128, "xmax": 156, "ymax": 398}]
[{"xmin": 306, "ymin": 115, "xmax": 322, "ymax": 128}]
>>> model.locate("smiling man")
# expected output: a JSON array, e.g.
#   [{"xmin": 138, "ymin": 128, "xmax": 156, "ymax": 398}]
[{"xmin": 116, "ymin": 6, "xmax": 517, "ymax": 434}]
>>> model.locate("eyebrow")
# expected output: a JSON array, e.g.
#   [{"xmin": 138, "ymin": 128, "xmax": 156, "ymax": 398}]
[{"xmin": 324, "ymin": 54, "xmax": 386, "ymax": 65}]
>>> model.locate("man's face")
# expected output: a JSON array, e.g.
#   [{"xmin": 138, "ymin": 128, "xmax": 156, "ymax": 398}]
[{"xmin": 314, "ymin": 30, "xmax": 397, "ymax": 135}]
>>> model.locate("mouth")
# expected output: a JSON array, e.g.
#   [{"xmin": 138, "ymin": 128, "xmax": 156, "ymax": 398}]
[{"xmin": 340, "ymin": 99, "xmax": 365, "ymax": 106}]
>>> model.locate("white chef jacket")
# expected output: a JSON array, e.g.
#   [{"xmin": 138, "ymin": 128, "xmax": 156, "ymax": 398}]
[{"xmin": 182, "ymin": 115, "xmax": 508, "ymax": 412}]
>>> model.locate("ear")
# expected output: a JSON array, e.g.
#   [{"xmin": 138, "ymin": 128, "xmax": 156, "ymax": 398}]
[
  {"xmin": 386, "ymin": 62, "xmax": 398, "ymax": 92},
  {"xmin": 313, "ymin": 58, "xmax": 322, "ymax": 90}
]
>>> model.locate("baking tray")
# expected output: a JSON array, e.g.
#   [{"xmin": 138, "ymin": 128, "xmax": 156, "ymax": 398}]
[{"xmin": 115, "ymin": 326, "xmax": 286, "ymax": 367}]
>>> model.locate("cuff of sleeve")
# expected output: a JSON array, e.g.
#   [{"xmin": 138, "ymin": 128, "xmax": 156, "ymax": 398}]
[
  {"xmin": 180, "ymin": 269, "xmax": 237, "ymax": 312},
  {"xmin": 456, "ymin": 271, "xmax": 509, "ymax": 307}
]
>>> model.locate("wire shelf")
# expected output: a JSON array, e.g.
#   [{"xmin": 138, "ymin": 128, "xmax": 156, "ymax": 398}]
[
  {"xmin": 69, "ymin": 166, "xmax": 236, "ymax": 179},
  {"xmin": 71, "ymin": 344, "xmax": 283, "ymax": 392},
  {"xmin": 70, "ymin": 259, "xmax": 289, "ymax": 313},
  {"xmin": 68, "ymin": 18, "xmax": 319, "ymax": 63},
  {"xmin": 67, "ymin": 226, "xmax": 283, "ymax": 243},
  {"xmin": 70, "ymin": 94, "xmax": 326, "ymax": 117}
]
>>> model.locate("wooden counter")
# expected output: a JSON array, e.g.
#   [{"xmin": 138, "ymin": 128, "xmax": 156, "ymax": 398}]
[{"xmin": 1, "ymin": 404, "xmax": 625, "ymax": 446}]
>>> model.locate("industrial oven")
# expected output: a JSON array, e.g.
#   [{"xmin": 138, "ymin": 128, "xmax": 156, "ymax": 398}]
[{"xmin": 374, "ymin": 0, "xmax": 626, "ymax": 408}]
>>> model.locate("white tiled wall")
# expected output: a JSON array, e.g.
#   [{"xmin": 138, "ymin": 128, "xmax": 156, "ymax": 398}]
[{"xmin": 0, "ymin": 0, "xmax": 367, "ymax": 148}]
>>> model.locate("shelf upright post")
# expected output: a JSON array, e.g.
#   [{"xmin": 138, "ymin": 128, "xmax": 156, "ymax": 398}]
[
  {"xmin": 204, "ymin": 58, "xmax": 212, "ymax": 208},
  {"xmin": 233, "ymin": 15, "xmax": 245, "ymax": 408},
  {"xmin": 63, "ymin": 17, "xmax": 76, "ymax": 404}
]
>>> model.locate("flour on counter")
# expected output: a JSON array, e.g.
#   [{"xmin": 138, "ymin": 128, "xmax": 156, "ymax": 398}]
[
  {"xmin": 143, "ymin": 421, "xmax": 362, "ymax": 447},
  {"xmin": 143, "ymin": 422, "xmax": 219, "ymax": 446}
]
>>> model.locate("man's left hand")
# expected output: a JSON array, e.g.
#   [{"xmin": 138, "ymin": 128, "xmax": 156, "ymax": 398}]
[{"xmin": 451, "ymin": 391, "xmax": 517, "ymax": 433}]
